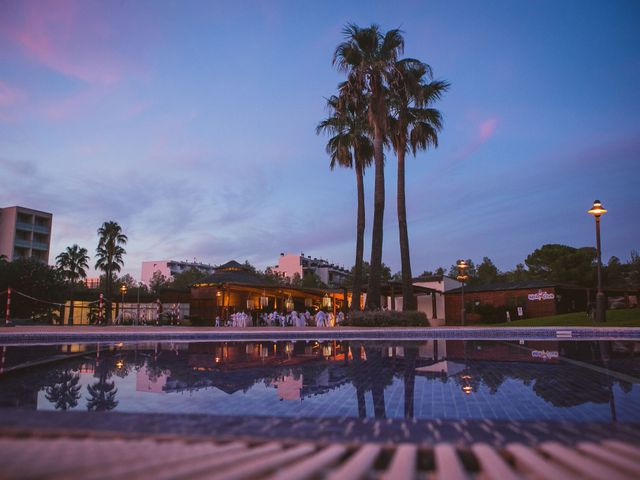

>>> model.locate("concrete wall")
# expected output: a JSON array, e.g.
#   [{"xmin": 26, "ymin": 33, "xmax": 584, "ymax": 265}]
[
  {"xmin": 141, "ymin": 261, "xmax": 171, "ymax": 284},
  {"xmin": 0, "ymin": 208, "xmax": 16, "ymax": 259},
  {"xmin": 273, "ymin": 254, "xmax": 303, "ymax": 280}
]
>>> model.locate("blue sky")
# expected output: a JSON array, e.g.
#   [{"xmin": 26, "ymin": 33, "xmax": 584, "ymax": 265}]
[{"xmin": 1, "ymin": 0, "xmax": 639, "ymax": 279}]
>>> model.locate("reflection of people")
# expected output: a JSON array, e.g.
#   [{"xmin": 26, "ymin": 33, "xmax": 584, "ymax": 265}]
[
  {"xmin": 587, "ymin": 302, "xmax": 595, "ymax": 322},
  {"xmin": 215, "ymin": 316, "xmax": 220, "ymax": 327}
]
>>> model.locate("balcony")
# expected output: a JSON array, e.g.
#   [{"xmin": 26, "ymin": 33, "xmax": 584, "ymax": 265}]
[
  {"xmin": 16, "ymin": 221, "xmax": 33, "ymax": 231},
  {"xmin": 33, "ymin": 223, "xmax": 50, "ymax": 234},
  {"xmin": 31, "ymin": 241, "xmax": 49, "ymax": 251},
  {"xmin": 14, "ymin": 239, "xmax": 31, "ymax": 248}
]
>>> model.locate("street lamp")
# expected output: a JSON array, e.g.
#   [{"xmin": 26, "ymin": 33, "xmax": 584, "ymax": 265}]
[
  {"xmin": 456, "ymin": 260, "xmax": 469, "ymax": 326},
  {"xmin": 120, "ymin": 284, "xmax": 127, "ymax": 324},
  {"xmin": 588, "ymin": 200, "xmax": 607, "ymax": 323}
]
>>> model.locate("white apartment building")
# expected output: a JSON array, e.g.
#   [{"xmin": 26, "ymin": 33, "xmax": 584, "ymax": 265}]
[
  {"xmin": 273, "ymin": 252, "xmax": 349, "ymax": 288},
  {"xmin": 0, "ymin": 206, "xmax": 52, "ymax": 263},
  {"xmin": 141, "ymin": 260, "xmax": 216, "ymax": 285}
]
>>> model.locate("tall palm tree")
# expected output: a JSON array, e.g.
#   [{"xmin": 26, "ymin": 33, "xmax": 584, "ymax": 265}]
[
  {"xmin": 389, "ymin": 59, "xmax": 449, "ymax": 310},
  {"xmin": 56, "ymin": 244, "xmax": 90, "ymax": 325},
  {"xmin": 334, "ymin": 23, "xmax": 404, "ymax": 310},
  {"xmin": 317, "ymin": 90, "xmax": 373, "ymax": 310},
  {"xmin": 95, "ymin": 221, "xmax": 127, "ymax": 324}
]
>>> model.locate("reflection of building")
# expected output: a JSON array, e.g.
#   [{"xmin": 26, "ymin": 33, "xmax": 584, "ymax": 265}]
[
  {"xmin": 274, "ymin": 375, "xmax": 303, "ymax": 400},
  {"xmin": 136, "ymin": 370, "xmax": 167, "ymax": 393},
  {"xmin": 141, "ymin": 260, "xmax": 216, "ymax": 285},
  {"xmin": 273, "ymin": 253, "xmax": 349, "ymax": 287},
  {"xmin": 0, "ymin": 206, "xmax": 52, "ymax": 263}
]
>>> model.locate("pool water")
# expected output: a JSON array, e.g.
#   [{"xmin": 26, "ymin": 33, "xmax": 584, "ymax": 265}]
[{"xmin": 0, "ymin": 340, "xmax": 638, "ymax": 423}]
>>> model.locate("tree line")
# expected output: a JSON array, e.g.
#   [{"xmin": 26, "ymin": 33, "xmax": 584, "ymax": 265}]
[{"xmin": 414, "ymin": 244, "xmax": 640, "ymax": 289}]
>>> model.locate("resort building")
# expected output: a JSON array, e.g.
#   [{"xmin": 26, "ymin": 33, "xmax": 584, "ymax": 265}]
[
  {"xmin": 0, "ymin": 206, "xmax": 52, "ymax": 263},
  {"xmin": 190, "ymin": 260, "xmax": 347, "ymax": 323},
  {"xmin": 272, "ymin": 252, "xmax": 349, "ymax": 287},
  {"xmin": 383, "ymin": 275, "xmax": 461, "ymax": 325},
  {"xmin": 141, "ymin": 259, "xmax": 216, "ymax": 285},
  {"xmin": 444, "ymin": 280, "xmax": 639, "ymax": 325}
]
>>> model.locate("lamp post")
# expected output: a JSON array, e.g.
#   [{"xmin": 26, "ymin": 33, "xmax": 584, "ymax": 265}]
[
  {"xmin": 119, "ymin": 284, "xmax": 127, "ymax": 324},
  {"xmin": 456, "ymin": 260, "xmax": 469, "ymax": 326},
  {"xmin": 588, "ymin": 200, "xmax": 607, "ymax": 323}
]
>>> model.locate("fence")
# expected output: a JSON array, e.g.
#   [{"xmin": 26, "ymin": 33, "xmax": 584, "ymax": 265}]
[{"xmin": 0, "ymin": 289, "xmax": 189, "ymax": 326}]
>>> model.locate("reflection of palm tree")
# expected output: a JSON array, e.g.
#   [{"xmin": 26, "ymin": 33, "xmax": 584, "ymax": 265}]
[
  {"xmin": 45, "ymin": 369, "xmax": 81, "ymax": 410},
  {"xmin": 367, "ymin": 346, "xmax": 392, "ymax": 419},
  {"xmin": 403, "ymin": 347, "xmax": 418, "ymax": 419},
  {"xmin": 347, "ymin": 342, "xmax": 369, "ymax": 418},
  {"xmin": 87, "ymin": 362, "xmax": 118, "ymax": 411}
]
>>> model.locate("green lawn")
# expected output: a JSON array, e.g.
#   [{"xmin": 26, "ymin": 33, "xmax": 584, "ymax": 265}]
[{"xmin": 491, "ymin": 309, "xmax": 640, "ymax": 327}]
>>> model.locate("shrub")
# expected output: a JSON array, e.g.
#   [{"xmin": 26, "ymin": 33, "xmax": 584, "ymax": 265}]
[{"xmin": 343, "ymin": 310, "xmax": 428, "ymax": 327}]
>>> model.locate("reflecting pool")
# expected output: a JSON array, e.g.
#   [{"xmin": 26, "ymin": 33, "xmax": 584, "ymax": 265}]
[{"xmin": 0, "ymin": 340, "xmax": 638, "ymax": 423}]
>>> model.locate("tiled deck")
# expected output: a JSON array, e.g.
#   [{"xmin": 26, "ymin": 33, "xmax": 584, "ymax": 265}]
[{"xmin": 0, "ymin": 426, "xmax": 638, "ymax": 479}]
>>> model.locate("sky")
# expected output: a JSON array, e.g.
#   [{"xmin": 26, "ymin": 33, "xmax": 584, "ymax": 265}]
[{"xmin": 1, "ymin": 0, "xmax": 639, "ymax": 280}]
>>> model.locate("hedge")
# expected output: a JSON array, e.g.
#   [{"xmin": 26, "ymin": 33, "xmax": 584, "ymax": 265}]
[{"xmin": 343, "ymin": 310, "xmax": 428, "ymax": 327}]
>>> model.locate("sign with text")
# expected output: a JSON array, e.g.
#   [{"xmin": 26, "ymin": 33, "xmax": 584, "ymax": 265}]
[{"xmin": 527, "ymin": 290, "xmax": 555, "ymax": 301}]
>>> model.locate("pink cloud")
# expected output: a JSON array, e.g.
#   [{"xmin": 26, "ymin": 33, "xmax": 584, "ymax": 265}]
[
  {"xmin": 451, "ymin": 116, "xmax": 499, "ymax": 163},
  {"xmin": 124, "ymin": 99, "xmax": 154, "ymax": 118},
  {"xmin": 478, "ymin": 117, "xmax": 498, "ymax": 141},
  {"xmin": 42, "ymin": 87, "xmax": 105, "ymax": 120},
  {"xmin": 0, "ymin": 80, "xmax": 26, "ymax": 107},
  {"xmin": 2, "ymin": 1, "xmax": 129, "ymax": 86}
]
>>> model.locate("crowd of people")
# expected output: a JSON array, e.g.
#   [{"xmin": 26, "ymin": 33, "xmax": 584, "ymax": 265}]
[{"xmin": 215, "ymin": 309, "xmax": 346, "ymax": 328}]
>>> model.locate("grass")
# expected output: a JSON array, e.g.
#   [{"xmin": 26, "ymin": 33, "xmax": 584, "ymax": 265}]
[{"xmin": 491, "ymin": 308, "xmax": 640, "ymax": 327}]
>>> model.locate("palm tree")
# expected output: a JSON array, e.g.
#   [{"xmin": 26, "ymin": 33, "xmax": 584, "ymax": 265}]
[
  {"xmin": 95, "ymin": 221, "xmax": 127, "ymax": 324},
  {"xmin": 56, "ymin": 244, "xmax": 90, "ymax": 325},
  {"xmin": 317, "ymin": 90, "xmax": 373, "ymax": 310},
  {"xmin": 389, "ymin": 59, "xmax": 449, "ymax": 310},
  {"xmin": 334, "ymin": 23, "xmax": 404, "ymax": 309}
]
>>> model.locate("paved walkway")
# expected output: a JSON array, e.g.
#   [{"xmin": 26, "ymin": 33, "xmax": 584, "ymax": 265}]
[{"xmin": 1, "ymin": 325, "xmax": 639, "ymax": 344}]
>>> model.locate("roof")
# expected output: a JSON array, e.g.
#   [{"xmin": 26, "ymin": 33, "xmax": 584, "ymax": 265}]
[
  {"xmin": 216, "ymin": 260, "xmax": 245, "ymax": 271},
  {"xmin": 447, "ymin": 280, "xmax": 577, "ymax": 294},
  {"xmin": 413, "ymin": 275, "xmax": 457, "ymax": 283},
  {"xmin": 361, "ymin": 281, "xmax": 438, "ymax": 295},
  {"xmin": 199, "ymin": 269, "xmax": 270, "ymax": 287}
]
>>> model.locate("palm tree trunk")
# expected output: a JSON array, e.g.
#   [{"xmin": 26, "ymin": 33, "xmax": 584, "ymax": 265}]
[
  {"xmin": 106, "ymin": 266, "xmax": 112, "ymax": 324},
  {"xmin": 352, "ymin": 160, "xmax": 366, "ymax": 311},
  {"xmin": 365, "ymin": 123, "xmax": 385, "ymax": 310},
  {"xmin": 397, "ymin": 144, "xmax": 415, "ymax": 310},
  {"xmin": 68, "ymin": 286, "xmax": 74, "ymax": 325}
]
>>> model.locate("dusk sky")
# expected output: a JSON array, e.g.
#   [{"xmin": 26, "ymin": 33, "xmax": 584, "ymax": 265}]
[{"xmin": 1, "ymin": 0, "xmax": 639, "ymax": 280}]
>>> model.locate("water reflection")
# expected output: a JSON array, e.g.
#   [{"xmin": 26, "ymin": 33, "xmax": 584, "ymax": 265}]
[{"xmin": 0, "ymin": 340, "xmax": 637, "ymax": 422}]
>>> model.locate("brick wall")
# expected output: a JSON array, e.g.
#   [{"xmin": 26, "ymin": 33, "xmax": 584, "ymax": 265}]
[{"xmin": 445, "ymin": 287, "xmax": 558, "ymax": 324}]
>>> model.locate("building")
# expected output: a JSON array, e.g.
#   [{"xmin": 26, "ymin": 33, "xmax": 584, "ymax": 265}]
[
  {"xmin": 0, "ymin": 206, "xmax": 52, "ymax": 263},
  {"xmin": 190, "ymin": 260, "xmax": 346, "ymax": 323},
  {"xmin": 272, "ymin": 252, "xmax": 349, "ymax": 287},
  {"xmin": 381, "ymin": 275, "xmax": 461, "ymax": 325},
  {"xmin": 141, "ymin": 259, "xmax": 216, "ymax": 285},
  {"xmin": 444, "ymin": 280, "xmax": 639, "ymax": 325}
]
